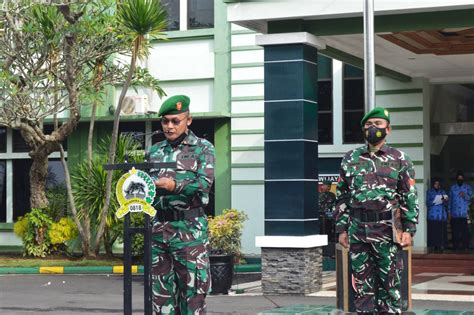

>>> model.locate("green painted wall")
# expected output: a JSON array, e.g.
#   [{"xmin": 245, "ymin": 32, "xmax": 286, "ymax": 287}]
[
  {"xmin": 214, "ymin": 119, "xmax": 231, "ymax": 215},
  {"xmin": 213, "ymin": 0, "xmax": 232, "ymax": 213},
  {"xmin": 66, "ymin": 120, "xmax": 113, "ymax": 173},
  {"xmin": 213, "ymin": 0, "xmax": 231, "ymax": 115},
  {"xmin": 66, "ymin": 123, "xmax": 90, "ymax": 171}
]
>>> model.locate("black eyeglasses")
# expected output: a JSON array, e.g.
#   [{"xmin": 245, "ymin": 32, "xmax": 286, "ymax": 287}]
[{"xmin": 161, "ymin": 117, "xmax": 186, "ymax": 126}]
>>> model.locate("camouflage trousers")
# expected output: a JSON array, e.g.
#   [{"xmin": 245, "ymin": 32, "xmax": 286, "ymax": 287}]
[
  {"xmin": 350, "ymin": 240, "xmax": 402, "ymax": 314},
  {"xmin": 152, "ymin": 216, "xmax": 211, "ymax": 315}
]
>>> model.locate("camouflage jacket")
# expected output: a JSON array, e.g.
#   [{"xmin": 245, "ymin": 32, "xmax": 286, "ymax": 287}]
[
  {"xmin": 319, "ymin": 191, "xmax": 336, "ymax": 218},
  {"xmin": 334, "ymin": 143, "xmax": 419, "ymax": 236},
  {"xmin": 148, "ymin": 130, "xmax": 215, "ymax": 213}
]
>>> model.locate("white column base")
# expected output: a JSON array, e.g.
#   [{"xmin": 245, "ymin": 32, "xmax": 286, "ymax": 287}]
[{"xmin": 256, "ymin": 234, "xmax": 328, "ymax": 248}]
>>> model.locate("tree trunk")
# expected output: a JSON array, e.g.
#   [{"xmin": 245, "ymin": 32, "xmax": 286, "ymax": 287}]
[
  {"xmin": 29, "ymin": 149, "xmax": 50, "ymax": 209},
  {"xmin": 93, "ymin": 50, "xmax": 138, "ymax": 255},
  {"xmin": 88, "ymin": 63, "xmax": 103, "ymax": 167},
  {"xmin": 59, "ymin": 144, "xmax": 95, "ymax": 258},
  {"xmin": 103, "ymin": 227, "xmax": 115, "ymax": 257}
]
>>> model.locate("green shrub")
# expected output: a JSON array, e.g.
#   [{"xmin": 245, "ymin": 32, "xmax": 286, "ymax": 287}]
[
  {"xmin": 72, "ymin": 134, "xmax": 144, "ymax": 256},
  {"xmin": 13, "ymin": 216, "xmax": 29, "ymax": 238},
  {"xmin": 208, "ymin": 209, "xmax": 248, "ymax": 258},
  {"xmin": 14, "ymin": 208, "xmax": 79, "ymax": 257},
  {"xmin": 45, "ymin": 185, "xmax": 68, "ymax": 220},
  {"xmin": 14, "ymin": 208, "xmax": 53, "ymax": 257},
  {"xmin": 49, "ymin": 217, "xmax": 78, "ymax": 245}
]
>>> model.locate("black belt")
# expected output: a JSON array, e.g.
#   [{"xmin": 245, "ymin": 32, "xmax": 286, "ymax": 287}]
[
  {"xmin": 155, "ymin": 207, "xmax": 205, "ymax": 222},
  {"xmin": 351, "ymin": 209, "xmax": 392, "ymax": 222}
]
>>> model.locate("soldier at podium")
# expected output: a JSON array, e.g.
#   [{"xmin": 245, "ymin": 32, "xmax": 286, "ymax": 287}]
[
  {"xmin": 148, "ymin": 95, "xmax": 215, "ymax": 314},
  {"xmin": 335, "ymin": 107, "xmax": 419, "ymax": 314}
]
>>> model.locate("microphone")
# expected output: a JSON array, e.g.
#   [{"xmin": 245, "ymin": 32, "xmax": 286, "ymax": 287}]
[{"xmin": 133, "ymin": 130, "xmax": 164, "ymax": 137}]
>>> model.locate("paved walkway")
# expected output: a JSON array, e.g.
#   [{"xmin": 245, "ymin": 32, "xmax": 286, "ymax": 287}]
[
  {"xmin": 232, "ymin": 271, "xmax": 474, "ymax": 303},
  {"xmin": 1, "ymin": 274, "xmax": 474, "ymax": 314}
]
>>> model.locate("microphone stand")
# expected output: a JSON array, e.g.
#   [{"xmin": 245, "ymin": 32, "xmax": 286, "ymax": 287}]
[{"xmin": 104, "ymin": 130, "xmax": 174, "ymax": 315}]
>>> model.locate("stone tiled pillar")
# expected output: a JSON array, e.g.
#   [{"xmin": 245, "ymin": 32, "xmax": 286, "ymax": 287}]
[{"xmin": 256, "ymin": 33, "xmax": 327, "ymax": 295}]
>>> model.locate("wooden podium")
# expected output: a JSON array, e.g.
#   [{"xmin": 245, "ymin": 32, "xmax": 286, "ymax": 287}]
[{"xmin": 335, "ymin": 243, "xmax": 413, "ymax": 314}]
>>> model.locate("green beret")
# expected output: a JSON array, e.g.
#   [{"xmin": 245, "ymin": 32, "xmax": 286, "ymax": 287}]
[
  {"xmin": 158, "ymin": 95, "xmax": 190, "ymax": 116},
  {"xmin": 360, "ymin": 107, "xmax": 390, "ymax": 126}
]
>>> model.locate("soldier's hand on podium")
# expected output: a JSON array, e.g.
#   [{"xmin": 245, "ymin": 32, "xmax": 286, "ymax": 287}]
[
  {"xmin": 400, "ymin": 232, "xmax": 412, "ymax": 247},
  {"xmin": 338, "ymin": 231, "xmax": 349, "ymax": 248},
  {"xmin": 155, "ymin": 177, "xmax": 176, "ymax": 192}
]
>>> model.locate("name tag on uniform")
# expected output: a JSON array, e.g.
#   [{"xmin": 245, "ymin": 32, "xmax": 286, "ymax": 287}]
[{"xmin": 374, "ymin": 160, "xmax": 400, "ymax": 169}]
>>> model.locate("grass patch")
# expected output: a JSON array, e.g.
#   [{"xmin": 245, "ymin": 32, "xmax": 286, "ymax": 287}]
[{"xmin": 0, "ymin": 255, "xmax": 123, "ymax": 268}]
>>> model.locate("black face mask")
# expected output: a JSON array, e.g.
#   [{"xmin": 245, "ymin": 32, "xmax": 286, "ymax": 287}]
[
  {"xmin": 364, "ymin": 126, "xmax": 387, "ymax": 145},
  {"xmin": 168, "ymin": 132, "xmax": 188, "ymax": 148},
  {"xmin": 457, "ymin": 180, "xmax": 464, "ymax": 186}
]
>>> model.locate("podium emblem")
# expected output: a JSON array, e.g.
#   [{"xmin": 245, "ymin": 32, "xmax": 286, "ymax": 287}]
[{"xmin": 116, "ymin": 167, "xmax": 157, "ymax": 218}]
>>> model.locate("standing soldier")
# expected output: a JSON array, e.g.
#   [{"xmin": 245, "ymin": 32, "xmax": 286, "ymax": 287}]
[
  {"xmin": 335, "ymin": 107, "xmax": 419, "ymax": 314},
  {"xmin": 319, "ymin": 181, "xmax": 336, "ymax": 246},
  {"xmin": 148, "ymin": 95, "xmax": 215, "ymax": 314}
]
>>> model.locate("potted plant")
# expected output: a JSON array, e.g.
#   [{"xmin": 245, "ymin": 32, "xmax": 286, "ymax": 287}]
[{"xmin": 208, "ymin": 208, "xmax": 248, "ymax": 294}]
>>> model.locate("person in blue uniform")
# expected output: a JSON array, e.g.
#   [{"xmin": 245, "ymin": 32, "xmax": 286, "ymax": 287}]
[
  {"xmin": 449, "ymin": 171, "xmax": 472, "ymax": 251},
  {"xmin": 426, "ymin": 178, "xmax": 448, "ymax": 252}
]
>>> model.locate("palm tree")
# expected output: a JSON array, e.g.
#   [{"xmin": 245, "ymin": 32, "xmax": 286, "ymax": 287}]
[{"xmin": 93, "ymin": 0, "xmax": 167, "ymax": 254}]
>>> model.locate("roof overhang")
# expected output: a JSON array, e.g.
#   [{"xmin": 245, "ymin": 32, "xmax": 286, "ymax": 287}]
[{"xmin": 226, "ymin": 1, "xmax": 474, "ymax": 83}]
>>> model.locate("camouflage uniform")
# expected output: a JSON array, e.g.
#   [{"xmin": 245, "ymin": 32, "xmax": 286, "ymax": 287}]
[
  {"xmin": 319, "ymin": 191, "xmax": 336, "ymax": 218},
  {"xmin": 335, "ymin": 144, "xmax": 419, "ymax": 314},
  {"xmin": 149, "ymin": 130, "xmax": 215, "ymax": 315}
]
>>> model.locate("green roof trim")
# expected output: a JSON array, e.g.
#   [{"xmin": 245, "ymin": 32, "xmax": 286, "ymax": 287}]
[
  {"xmin": 151, "ymin": 28, "xmax": 214, "ymax": 42},
  {"xmin": 231, "ymin": 146, "xmax": 264, "ymax": 151},
  {"xmin": 231, "ymin": 180, "xmax": 264, "ymax": 185},
  {"xmin": 391, "ymin": 125, "xmax": 423, "ymax": 130},
  {"xmin": 269, "ymin": 9, "xmax": 474, "ymax": 36},
  {"xmin": 231, "ymin": 129, "xmax": 264, "ymax": 134},
  {"xmin": 232, "ymin": 163, "xmax": 264, "ymax": 168},
  {"xmin": 376, "ymin": 89, "xmax": 422, "ymax": 95},
  {"xmin": 231, "ymin": 112, "xmax": 264, "ymax": 117},
  {"xmin": 387, "ymin": 107, "xmax": 423, "ymax": 113},
  {"xmin": 390, "ymin": 143, "xmax": 423, "ymax": 148},
  {"xmin": 232, "ymin": 79, "xmax": 264, "ymax": 85},
  {"xmin": 231, "ymin": 97, "xmax": 265, "ymax": 103},
  {"xmin": 232, "ymin": 62, "xmax": 264, "ymax": 68},
  {"xmin": 232, "ymin": 45, "xmax": 263, "ymax": 51}
]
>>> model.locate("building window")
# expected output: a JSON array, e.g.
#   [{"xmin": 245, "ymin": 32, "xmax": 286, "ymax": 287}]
[
  {"xmin": 12, "ymin": 129, "xmax": 29, "ymax": 153},
  {"xmin": 12, "ymin": 159, "xmax": 66, "ymax": 221},
  {"xmin": 0, "ymin": 161, "xmax": 6, "ymax": 222},
  {"xmin": 343, "ymin": 64, "xmax": 365, "ymax": 144},
  {"xmin": 162, "ymin": 0, "xmax": 180, "ymax": 31},
  {"xmin": 13, "ymin": 159, "xmax": 31, "ymax": 220},
  {"xmin": 0, "ymin": 128, "xmax": 6, "ymax": 153},
  {"xmin": 188, "ymin": 0, "xmax": 214, "ymax": 29},
  {"xmin": 318, "ymin": 54, "xmax": 333, "ymax": 144},
  {"xmin": 46, "ymin": 160, "xmax": 66, "ymax": 189}
]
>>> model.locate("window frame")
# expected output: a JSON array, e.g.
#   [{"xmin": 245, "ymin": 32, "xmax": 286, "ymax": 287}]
[
  {"xmin": 342, "ymin": 63, "xmax": 365, "ymax": 145},
  {"xmin": 187, "ymin": 0, "xmax": 214, "ymax": 30}
]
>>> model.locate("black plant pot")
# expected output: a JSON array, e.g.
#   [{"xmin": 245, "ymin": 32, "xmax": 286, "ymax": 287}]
[{"xmin": 209, "ymin": 254, "xmax": 234, "ymax": 295}]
